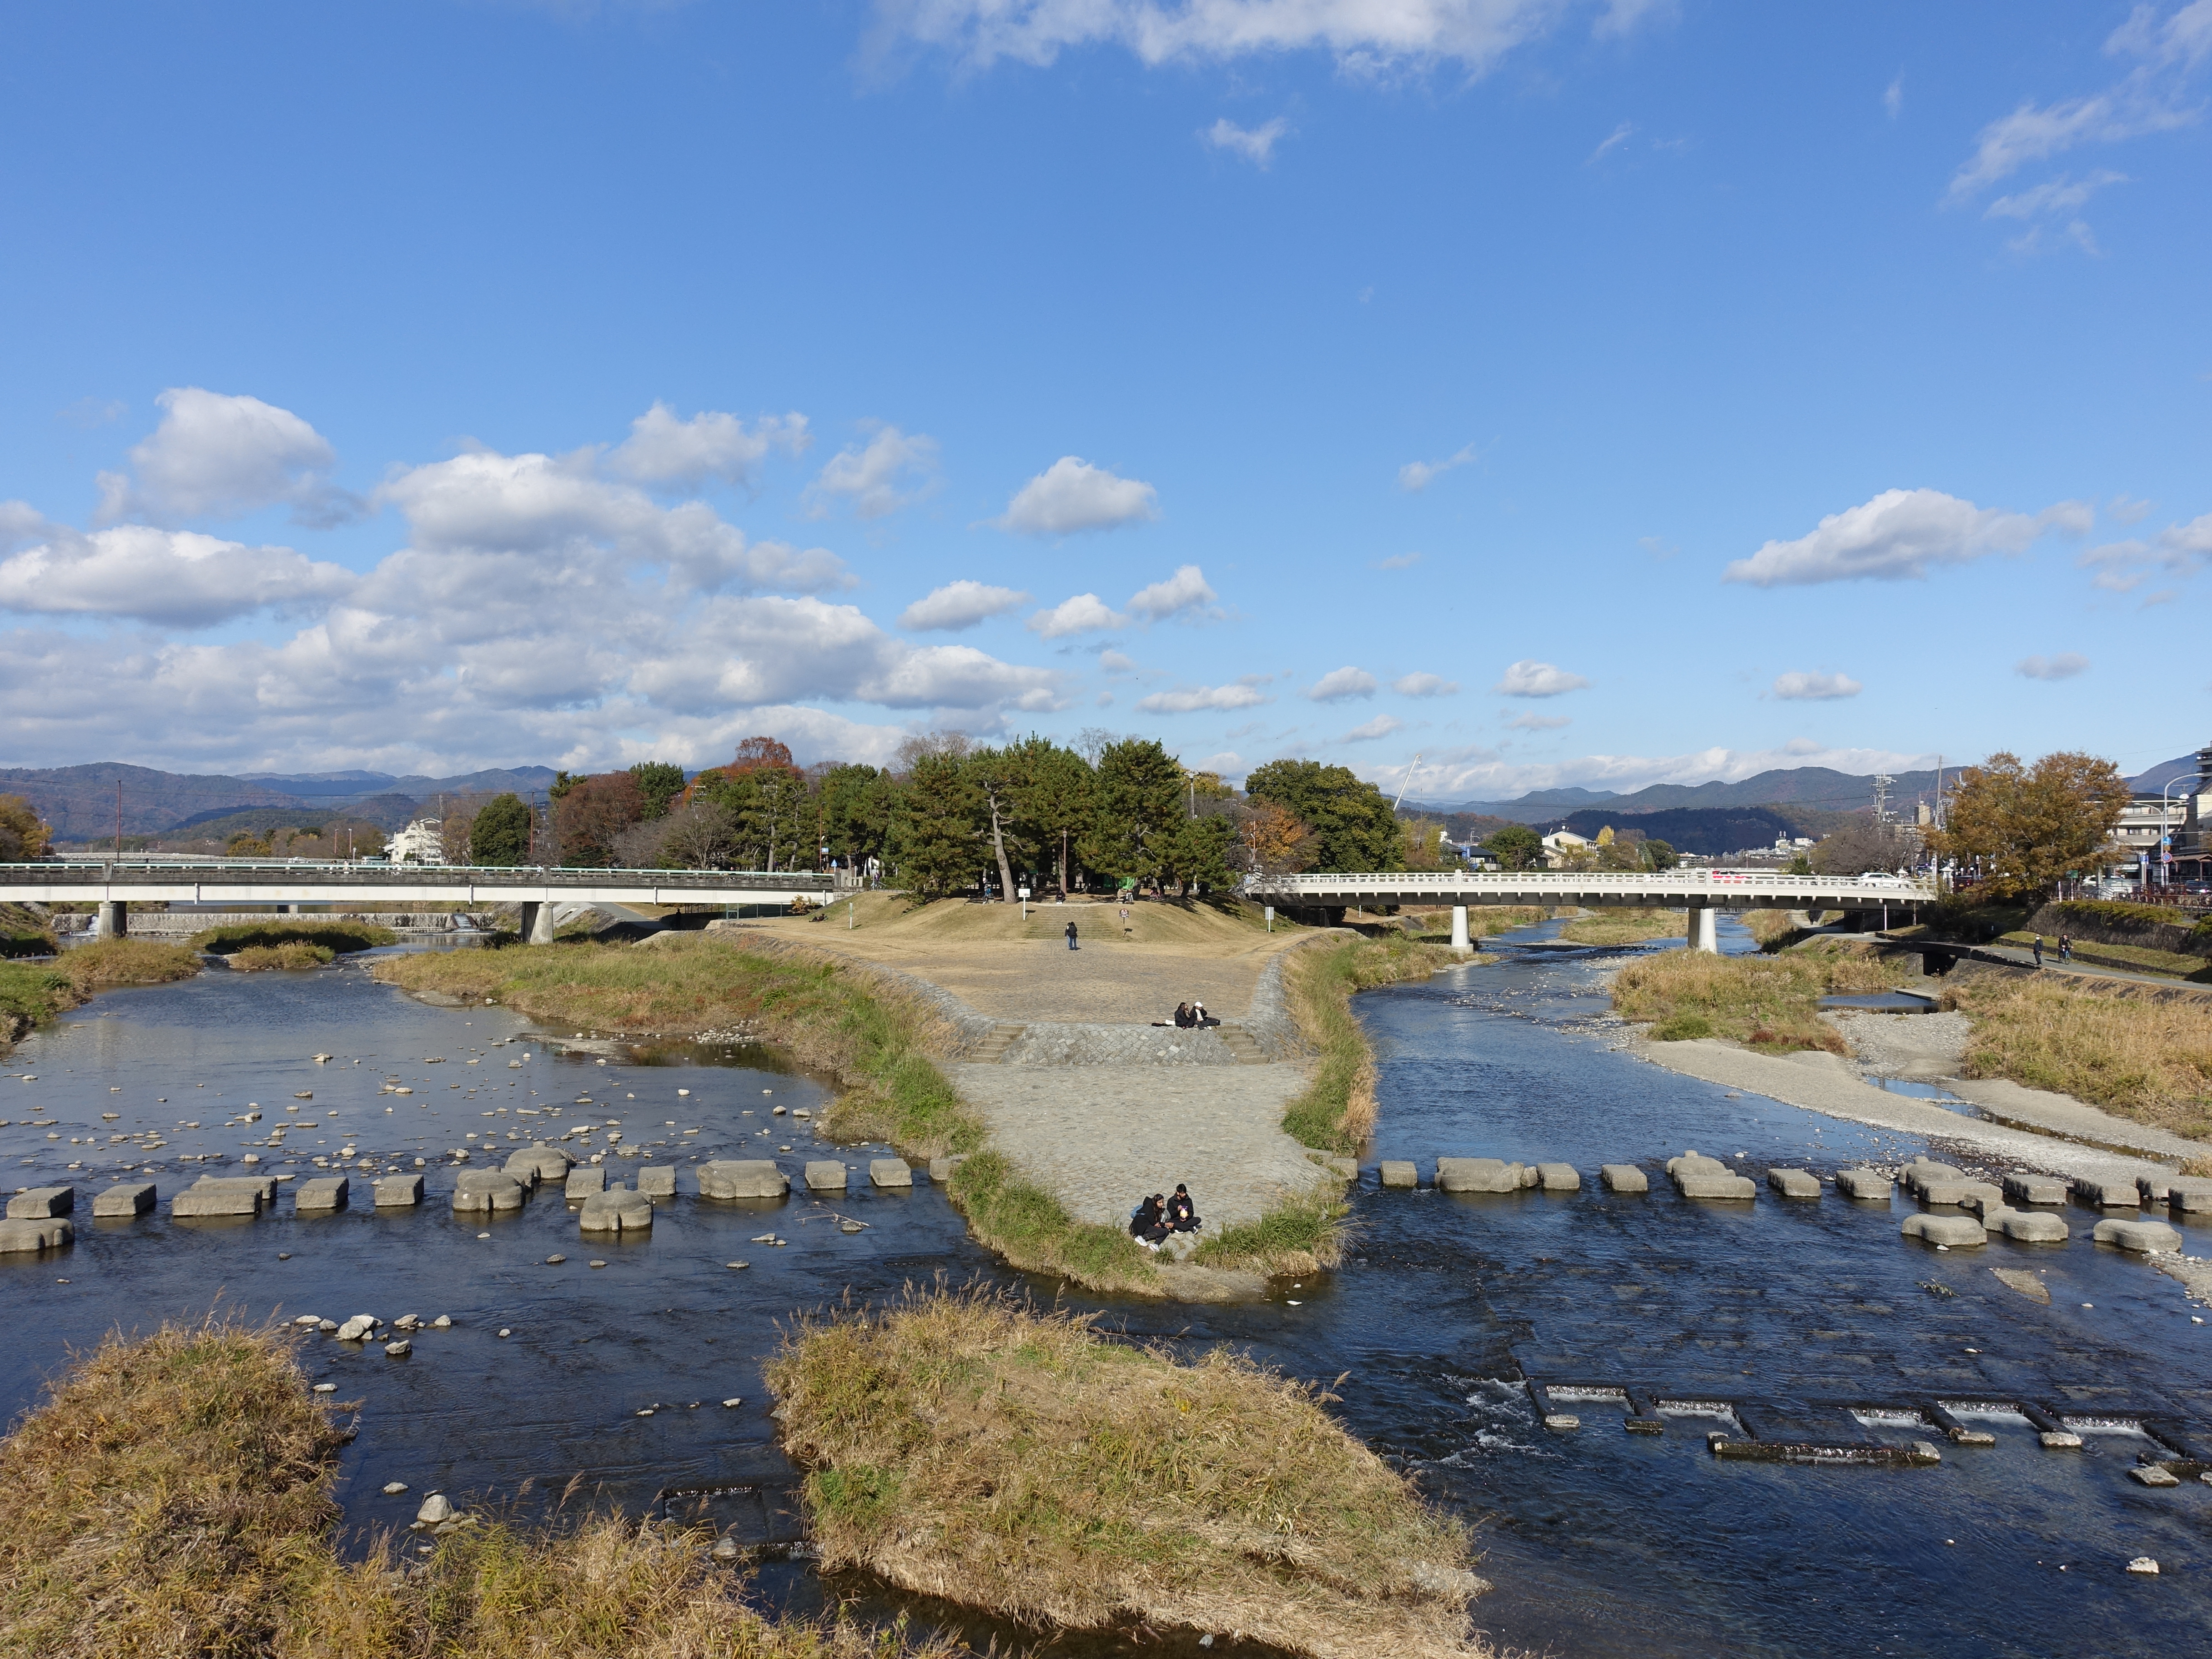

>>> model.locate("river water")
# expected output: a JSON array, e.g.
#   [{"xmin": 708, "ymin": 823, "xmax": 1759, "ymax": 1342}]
[{"xmin": 2, "ymin": 924, "xmax": 2206, "ymax": 1656}]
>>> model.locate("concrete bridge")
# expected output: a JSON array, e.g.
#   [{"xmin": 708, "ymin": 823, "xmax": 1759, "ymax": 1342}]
[
  {"xmin": 2, "ymin": 860, "xmax": 838, "ymax": 945},
  {"xmin": 1242, "ymin": 869, "xmax": 1936, "ymax": 953}
]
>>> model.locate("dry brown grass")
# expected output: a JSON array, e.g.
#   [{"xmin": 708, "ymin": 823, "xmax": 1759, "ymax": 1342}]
[
  {"xmin": 1612, "ymin": 944, "xmax": 1920, "ymax": 1052},
  {"xmin": 1741, "ymin": 909, "xmax": 1807, "ymax": 948},
  {"xmin": 768, "ymin": 1285, "xmax": 1489, "ymax": 1659},
  {"xmin": 1282, "ymin": 934, "xmax": 1454, "ymax": 1148},
  {"xmin": 1558, "ymin": 907, "xmax": 1687, "ymax": 946},
  {"xmin": 0, "ymin": 1318, "xmax": 954, "ymax": 1659},
  {"xmin": 57, "ymin": 937, "xmax": 201, "ymax": 991},
  {"xmin": 230, "ymin": 942, "xmax": 337, "ymax": 971},
  {"xmin": 1944, "ymin": 975, "xmax": 2212, "ymax": 1141}
]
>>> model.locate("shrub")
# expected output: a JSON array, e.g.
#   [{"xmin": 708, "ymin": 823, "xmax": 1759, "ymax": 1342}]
[
  {"xmin": 1650, "ymin": 1013, "xmax": 1713, "ymax": 1041},
  {"xmin": 190, "ymin": 920, "xmax": 397, "ymax": 955}
]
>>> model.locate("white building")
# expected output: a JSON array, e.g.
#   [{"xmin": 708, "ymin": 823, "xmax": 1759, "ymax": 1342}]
[
  {"xmin": 1541, "ymin": 830, "xmax": 1589, "ymax": 867},
  {"xmin": 388, "ymin": 818, "xmax": 445, "ymax": 865}
]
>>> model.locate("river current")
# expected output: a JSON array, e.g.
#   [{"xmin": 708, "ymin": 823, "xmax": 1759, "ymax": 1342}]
[{"xmin": 2, "ymin": 922, "xmax": 2205, "ymax": 1656}]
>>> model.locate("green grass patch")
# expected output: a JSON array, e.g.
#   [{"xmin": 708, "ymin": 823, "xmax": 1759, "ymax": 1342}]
[
  {"xmin": 1649, "ymin": 1013, "xmax": 1714, "ymax": 1041},
  {"xmin": 948, "ymin": 1149, "xmax": 1159, "ymax": 1293},
  {"xmin": 1995, "ymin": 931, "xmax": 2211, "ymax": 980},
  {"xmin": 1613, "ymin": 942, "xmax": 1921, "ymax": 1054},
  {"xmin": 190, "ymin": 919, "xmax": 397, "ymax": 955},
  {"xmin": 1190, "ymin": 1185, "xmax": 1347, "ymax": 1274}
]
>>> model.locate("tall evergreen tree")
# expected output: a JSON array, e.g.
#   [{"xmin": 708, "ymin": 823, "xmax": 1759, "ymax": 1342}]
[
  {"xmin": 892, "ymin": 751, "xmax": 982, "ymax": 897},
  {"xmin": 469, "ymin": 793, "xmax": 533, "ymax": 866},
  {"xmin": 1015, "ymin": 736, "xmax": 1095, "ymax": 895},
  {"xmin": 627, "ymin": 762, "xmax": 687, "ymax": 820},
  {"xmin": 817, "ymin": 764, "xmax": 895, "ymax": 870},
  {"xmin": 1082, "ymin": 738, "xmax": 1184, "ymax": 886},
  {"xmin": 1244, "ymin": 759, "xmax": 1403, "ymax": 872}
]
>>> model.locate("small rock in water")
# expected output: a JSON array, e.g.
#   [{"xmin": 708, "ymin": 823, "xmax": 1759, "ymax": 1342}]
[
  {"xmin": 711, "ymin": 1535, "xmax": 740, "ymax": 1560},
  {"xmin": 840, "ymin": 1219, "xmax": 863, "ymax": 1234},
  {"xmin": 477, "ymin": 1232, "xmax": 491, "ymax": 1240},
  {"xmin": 497, "ymin": 1328, "xmax": 511, "ymax": 1338},
  {"xmin": 382, "ymin": 1481, "xmax": 409, "ymax": 1494},
  {"xmin": 312, "ymin": 1382, "xmax": 337, "ymax": 1393},
  {"xmin": 295, "ymin": 1314, "xmax": 322, "ymax": 1327},
  {"xmin": 722, "ymin": 1397, "xmax": 742, "ymax": 1407},
  {"xmin": 384, "ymin": 1339, "xmax": 411, "ymax": 1357},
  {"xmin": 2127, "ymin": 1556, "xmax": 2160, "ymax": 1574},
  {"xmin": 276, "ymin": 1252, "xmax": 291, "ymax": 1260},
  {"xmin": 637, "ymin": 1408, "xmax": 654, "ymax": 1417},
  {"xmin": 416, "ymin": 1494, "xmax": 454, "ymax": 1525},
  {"xmin": 590, "ymin": 1259, "xmax": 608, "ymax": 1269},
  {"xmin": 545, "ymin": 1254, "xmax": 566, "ymax": 1264},
  {"xmin": 337, "ymin": 1315, "xmax": 377, "ymax": 1342},
  {"xmin": 726, "ymin": 1261, "xmax": 748, "ymax": 1270},
  {"xmin": 431, "ymin": 1314, "xmax": 452, "ymax": 1328}
]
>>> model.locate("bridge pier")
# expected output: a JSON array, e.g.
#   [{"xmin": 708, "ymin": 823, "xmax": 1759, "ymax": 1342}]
[
  {"xmin": 1686, "ymin": 906, "xmax": 1719, "ymax": 954},
  {"xmin": 519, "ymin": 900, "xmax": 557, "ymax": 945},
  {"xmin": 1450, "ymin": 905, "xmax": 1471, "ymax": 954},
  {"xmin": 98, "ymin": 900, "xmax": 127, "ymax": 939}
]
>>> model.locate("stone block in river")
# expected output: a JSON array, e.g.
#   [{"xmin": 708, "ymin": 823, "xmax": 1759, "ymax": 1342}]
[
  {"xmin": 452, "ymin": 1171, "xmax": 524, "ymax": 1212},
  {"xmin": 296, "ymin": 1176, "xmax": 349, "ymax": 1212},
  {"xmin": 2164, "ymin": 1176, "xmax": 2212, "ymax": 1214},
  {"xmin": 869, "ymin": 1158, "xmax": 913, "ymax": 1189},
  {"xmin": 697, "ymin": 1160, "xmax": 789, "ymax": 1200},
  {"xmin": 6, "ymin": 1185, "xmax": 74, "ymax": 1219},
  {"xmin": 1901, "ymin": 1213, "xmax": 1985, "ymax": 1247},
  {"xmin": 804, "ymin": 1161, "xmax": 848, "ymax": 1192},
  {"xmin": 0, "ymin": 1217, "xmax": 71, "ymax": 1252},
  {"xmin": 1666, "ymin": 1151, "xmax": 1728, "ymax": 1179},
  {"xmin": 2003, "ymin": 1172, "xmax": 2066, "ymax": 1207},
  {"xmin": 373, "ymin": 1174, "xmax": 423, "ymax": 1207},
  {"xmin": 1835, "ymin": 1168, "xmax": 1892, "ymax": 1201},
  {"xmin": 509, "ymin": 1145, "xmax": 573, "ymax": 1184},
  {"xmin": 92, "ymin": 1181, "xmax": 155, "ymax": 1218},
  {"xmin": 173, "ymin": 1181, "xmax": 263, "ymax": 1217},
  {"xmin": 578, "ymin": 1189, "xmax": 652, "ymax": 1233},
  {"xmin": 1599, "ymin": 1164, "xmax": 1648, "ymax": 1193},
  {"xmin": 1536, "ymin": 1162, "xmax": 1581, "ymax": 1192},
  {"xmin": 636, "ymin": 1166, "xmax": 676, "ymax": 1199},
  {"xmin": 1378, "ymin": 1161, "xmax": 1419, "ymax": 1189},
  {"xmin": 2073, "ymin": 1176, "xmax": 2141, "ymax": 1210},
  {"xmin": 1901, "ymin": 1160, "xmax": 1965, "ymax": 1196},
  {"xmin": 1437, "ymin": 1157, "xmax": 1526, "ymax": 1194},
  {"xmin": 2092, "ymin": 1218, "xmax": 2182, "ymax": 1253},
  {"xmin": 1674, "ymin": 1169, "xmax": 1757, "ymax": 1201},
  {"xmin": 1766, "ymin": 1168, "xmax": 1821, "ymax": 1199},
  {"xmin": 198, "ymin": 1174, "xmax": 278, "ymax": 1205},
  {"xmin": 564, "ymin": 1166, "xmax": 605, "ymax": 1199},
  {"xmin": 1991, "ymin": 1208, "xmax": 2069, "ymax": 1243},
  {"xmin": 928, "ymin": 1155, "xmax": 967, "ymax": 1183},
  {"xmin": 1316, "ymin": 1152, "xmax": 1357, "ymax": 1181},
  {"xmin": 1920, "ymin": 1179, "xmax": 2004, "ymax": 1211}
]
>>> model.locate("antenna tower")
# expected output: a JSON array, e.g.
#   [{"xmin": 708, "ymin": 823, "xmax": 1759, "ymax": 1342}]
[{"xmin": 1872, "ymin": 773, "xmax": 1895, "ymax": 825}]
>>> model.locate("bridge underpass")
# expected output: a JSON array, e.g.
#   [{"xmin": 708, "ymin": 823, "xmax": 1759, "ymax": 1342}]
[
  {"xmin": 1241, "ymin": 870, "xmax": 1937, "ymax": 953},
  {"xmin": 2, "ymin": 860, "xmax": 840, "ymax": 945}
]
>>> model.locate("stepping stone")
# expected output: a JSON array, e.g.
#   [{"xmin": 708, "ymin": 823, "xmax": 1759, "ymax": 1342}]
[
  {"xmin": 869, "ymin": 1158, "xmax": 913, "ymax": 1189},
  {"xmin": 1902, "ymin": 1213, "xmax": 1985, "ymax": 1247},
  {"xmin": 506, "ymin": 1145, "xmax": 573, "ymax": 1186},
  {"xmin": 2073, "ymin": 1177, "xmax": 2142, "ymax": 1210},
  {"xmin": 373, "ymin": 1174, "xmax": 423, "ymax": 1207},
  {"xmin": 452, "ymin": 1171, "xmax": 524, "ymax": 1212},
  {"xmin": 1989, "ymin": 1207, "xmax": 2069, "ymax": 1243},
  {"xmin": 1600, "ymin": 1164, "xmax": 1648, "ymax": 1194},
  {"xmin": 0, "ymin": 1217, "xmax": 71, "ymax": 1252},
  {"xmin": 1436, "ymin": 1157, "xmax": 1528, "ymax": 1194},
  {"xmin": 1535, "ymin": 1162, "xmax": 1581, "ymax": 1192},
  {"xmin": 2128, "ymin": 1466, "xmax": 2181, "ymax": 1488},
  {"xmin": 805, "ymin": 1161, "xmax": 848, "ymax": 1192},
  {"xmin": 172, "ymin": 1181, "xmax": 262, "ymax": 1217},
  {"xmin": 1312, "ymin": 1152, "xmax": 1358, "ymax": 1180},
  {"xmin": 1378, "ymin": 1161, "xmax": 1419, "ymax": 1189},
  {"xmin": 578, "ymin": 1188, "xmax": 652, "ymax": 1233},
  {"xmin": 1920, "ymin": 1179, "xmax": 2004, "ymax": 1211},
  {"xmin": 1837, "ymin": 1168, "xmax": 1892, "ymax": 1201},
  {"xmin": 927, "ymin": 1155, "xmax": 967, "ymax": 1183},
  {"xmin": 1766, "ymin": 1168, "xmax": 1821, "ymax": 1199},
  {"xmin": 2003, "ymin": 1172, "xmax": 2066, "ymax": 1207},
  {"xmin": 2092, "ymin": 1218, "xmax": 2182, "ymax": 1253},
  {"xmin": 92, "ymin": 1181, "xmax": 156, "ymax": 1218},
  {"xmin": 564, "ymin": 1166, "xmax": 605, "ymax": 1200},
  {"xmin": 296, "ymin": 1176, "xmax": 349, "ymax": 1212},
  {"xmin": 636, "ymin": 1166, "xmax": 676, "ymax": 1199},
  {"xmin": 1668, "ymin": 1154, "xmax": 1755, "ymax": 1200},
  {"xmin": 6, "ymin": 1185, "xmax": 73, "ymax": 1219},
  {"xmin": 1901, "ymin": 1160, "xmax": 1965, "ymax": 1196},
  {"xmin": 697, "ymin": 1160, "xmax": 789, "ymax": 1199},
  {"xmin": 2160, "ymin": 1176, "xmax": 2212, "ymax": 1214}
]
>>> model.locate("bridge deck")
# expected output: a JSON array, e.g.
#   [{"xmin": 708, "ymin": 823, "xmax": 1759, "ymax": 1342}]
[
  {"xmin": 1244, "ymin": 870, "xmax": 1933, "ymax": 912},
  {"xmin": 0, "ymin": 860, "xmax": 837, "ymax": 907}
]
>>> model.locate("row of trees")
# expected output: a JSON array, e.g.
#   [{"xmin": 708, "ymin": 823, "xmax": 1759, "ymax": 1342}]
[{"xmin": 518, "ymin": 734, "xmax": 1429, "ymax": 898}]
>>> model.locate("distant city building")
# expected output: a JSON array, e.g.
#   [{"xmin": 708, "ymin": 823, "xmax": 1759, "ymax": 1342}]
[
  {"xmin": 1540, "ymin": 830, "xmax": 1589, "ymax": 867},
  {"xmin": 388, "ymin": 818, "xmax": 445, "ymax": 865}
]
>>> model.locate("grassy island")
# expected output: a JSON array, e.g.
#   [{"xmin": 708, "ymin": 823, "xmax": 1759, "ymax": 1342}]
[
  {"xmin": 768, "ymin": 1285, "xmax": 1489, "ymax": 1659},
  {"xmin": 0, "ymin": 1319, "xmax": 948, "ymax": 1659},
  {"xmin": 0, "ymin": 938, "xmax": 202, "ymax": 1056}
]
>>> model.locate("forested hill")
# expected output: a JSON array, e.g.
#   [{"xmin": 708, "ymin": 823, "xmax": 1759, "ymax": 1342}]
[
  {"xmin": 0, "ymin": 762, "xmax": 556, "ymax": 840},
  {"xmin": 1556, "ymin": 805, "xmax": 1797, "ymax": 858},
  {"xmin": 1413, "ymin": 764, "xmax": 1942, "ymax": 823}
]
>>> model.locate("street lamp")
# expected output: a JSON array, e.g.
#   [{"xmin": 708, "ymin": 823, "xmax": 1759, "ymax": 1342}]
[{"xmin": 2160, "ymin": 774, "xmax": 2193, "ymax": 890}]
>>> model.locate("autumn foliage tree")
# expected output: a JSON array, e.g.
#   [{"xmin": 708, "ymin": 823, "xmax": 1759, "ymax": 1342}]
[
  {"xmin": 1926, "ymin": 750, "xmax": 2129, "ymax": 902},
  {"xmin": 0, "ymin": 795, "xmax": 54, "ymax": 861}
]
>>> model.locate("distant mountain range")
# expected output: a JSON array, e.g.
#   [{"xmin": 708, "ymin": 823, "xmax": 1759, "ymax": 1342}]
[{"xmin": 0, "ymin": 762, "xmax": 558, "ymax": 840}]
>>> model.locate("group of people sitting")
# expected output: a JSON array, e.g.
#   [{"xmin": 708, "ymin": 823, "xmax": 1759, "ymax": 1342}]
[
  {"xmin": 1128, "ymin": 1184, "xmax": 1201, "ymax": 1249},
  {"xmin": 1156, "ymin": 1000, "xmax": 1218, "ymax": 1029}
]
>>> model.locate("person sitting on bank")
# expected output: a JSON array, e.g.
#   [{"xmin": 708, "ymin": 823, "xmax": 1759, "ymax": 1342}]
[
  {"xmin": 1166, "ymin": 1184, "xmax": 1201, "ymax": 1233},
  {"xmin": 1172, "ymin": 1001, "xmax": 1196, "ymax": 1028},
  {"xmin": 1191, "ymin": 1000, "xmax": 1217, "ymax": 1028},
  {"xmin": 1128, "ymin": 1193, "xmax": 1168, "ymax": 1247}
]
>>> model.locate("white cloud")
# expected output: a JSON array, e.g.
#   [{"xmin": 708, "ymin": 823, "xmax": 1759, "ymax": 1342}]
[
  {"xmin": 1393, "ymin": 670, "xmax": 1458, "ymax": 696},
  {"xmin": 1770, "ymin": 670, "xmax": 1863, "ymax": 700},
  {"xmin": 1308, "ymin": 665, "xmax": 1378, "ymax": 701},
  {"xmin": 1188, "ymin": 750, "xmax": 1245, "ymax": 776},
  {"xmin": 1098, "ymin": 649, "xmax": 1137, "ymax": 673},
  {"xmin": 2078, "ymin": 510, "xmax": 2212, "ymax": 589},
  {"xmin": 1885, "ymin": 72, "xmax": 1904, "ymax": 119},
  {"xmin": 608, "ymin": 402, "xmax": 810, "ymax": 489},
  {"xmin": 898, "ymin": 579, "xmax": 1031, "ymax": 631},
  {"xmin": 804, "ymin": 424, "xmax": 939, "ymax": 519},
  {"xmin": 1125, "ymin": 564, "xmax": 1219, "ymax": 623},
  {"xmin": 1398, "ymin": 440, "xmax": 1479, "ymax": 492},
  {"xmin": 1589, "ymin": 121, "xmax": 1634, "ymax": 162},
  {"xmin": 2016, "ymin": 652, "xmax": 2090, "ymax": 680},
  {"xmin": 0, "ymin": 516, "xmax": 356, "ymax": 627},
  {"xmin": 1494, "ymin": 659, "xmax": 1590, "ymax": 697},
  {"xmin": 1202, "ymin": 116, "xmax": 1290, "ymax": 166},
  {"xmin": 880, "ymin": 0, "xmax": 1573, "ymax": 76},
  {"xmin": 2109, "ymin": 493, "xmax": 2155, "ymax": 524},
  {"xmin": 95, "ymin": 387, "xmax": 357, "ymax": 528},
  {"xmin": 1136, "ymin": 679, "xmax": 1270, "ymax": 713},
  {"xmin": 1985, "ymin": 168, "xmax": 2130, "ymax": 221},
  {"xmin": 1504, "ymin": 711, "xmax": 1570, "ymax": 731},
  {"xmin": 1375, "ymin": 551, "xmax": 1422, "ymax": 570},
  {"xmin": 1724, "ymin": 488, "xmax": 2091, "ymax": 587},
  {"xmin": 1342, "ymin": 713, "xmax": 1403, "ymax": 741},
  {"xmin": 993, "ymin": 456, "xmax": 1159, "ymax": 536},
  {"xmin": 1026, "ymin": 593, "xmax": 1127, "ymax": 638}
]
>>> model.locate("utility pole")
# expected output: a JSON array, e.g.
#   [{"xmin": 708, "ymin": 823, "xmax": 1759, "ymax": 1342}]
[
  {"xmin": 1872, "ymin": 773, "xmax": 1894, "ymax": 825},
  {"xmin": 115, "ymin": 779, "xmax": 122, "ymax": 860}
]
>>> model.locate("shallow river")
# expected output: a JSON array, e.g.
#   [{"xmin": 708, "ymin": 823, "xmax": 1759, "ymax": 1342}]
[{"xmin": 2, "ymin": 924, "xmax": 2206, "ymax": 1656}]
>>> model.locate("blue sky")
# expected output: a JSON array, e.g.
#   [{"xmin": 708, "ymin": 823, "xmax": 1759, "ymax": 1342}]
[{"xmin": 2, "ymin": 1, "xmax": 2207, "ymax": 799}]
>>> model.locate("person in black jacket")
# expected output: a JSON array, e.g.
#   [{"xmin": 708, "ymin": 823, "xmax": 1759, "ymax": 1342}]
[
  {"xmin": 1173, "ymin": 1001, "xmax": 1195, "ymax": 1028},
  {"xmin": 1128, "ymin": 1194, "xmax": 1168, "ymax": 1247},
  {"xmin": 1065, "ymin": 919, "xmax": 1079, "ymax": 950},
  {"xmin": 1166, "ymin": 1184, "xmax": 1201, "ymax": 1233}
]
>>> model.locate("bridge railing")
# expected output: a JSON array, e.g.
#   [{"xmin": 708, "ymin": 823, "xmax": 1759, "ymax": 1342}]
[
  {"xmin": 0, "ymin": 860, "xmax": 838, "ymax": 892},
  {"xmin": 1242, "ymin": 870, "xmax": 1936, "ymax": 899}
]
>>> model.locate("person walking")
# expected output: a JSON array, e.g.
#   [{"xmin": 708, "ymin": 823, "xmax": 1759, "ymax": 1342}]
[
  {"xmin": 2059, "ymin": 933, "xmax": 2072, "ymax": 963},
  {"xmin": 1064, "ymin": 918, "xmax": 1079, "ymax": 951},
  {"xmin": 2031, "ymin": 934, "xmax": 2044, "ymax": 969}
]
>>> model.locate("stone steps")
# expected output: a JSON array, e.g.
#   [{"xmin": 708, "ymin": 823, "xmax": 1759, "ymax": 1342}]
[
  {"xmin": 1215, "ymin": 1025, "xmax": 1267, "ymax": 1065},
  {"xmin": 965, "ymin": 1023, "xmax": 1027, "ymax": 1064}
]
